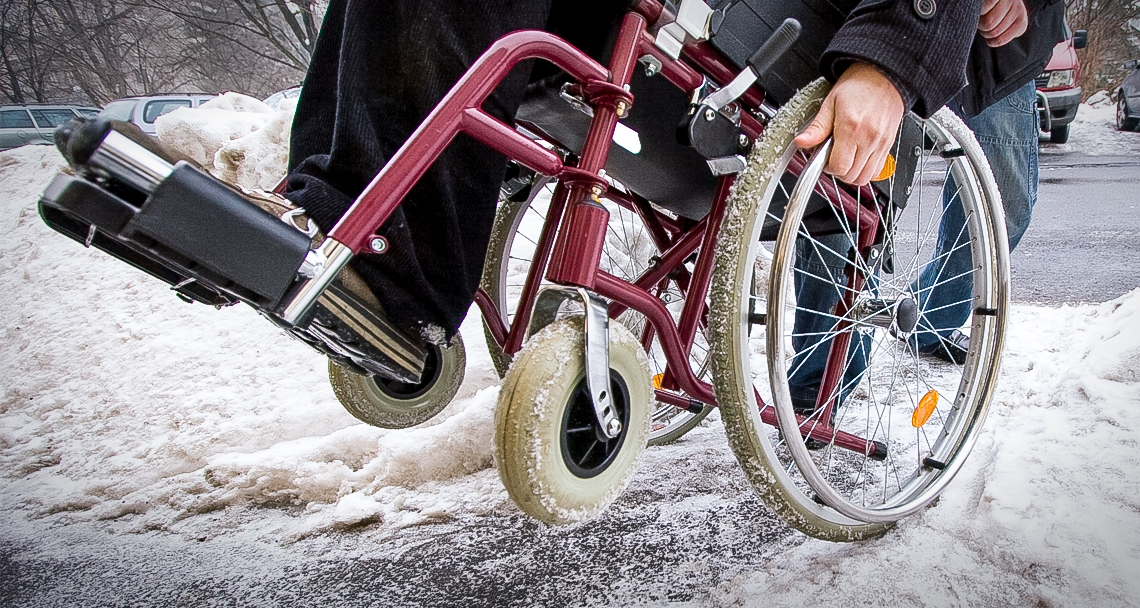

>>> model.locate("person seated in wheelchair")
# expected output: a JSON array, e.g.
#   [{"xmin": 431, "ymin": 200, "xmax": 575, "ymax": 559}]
[
  {"xmin": 271, "ymin": 0, "xmax": 1055, "ymax": 348},
  {"xmin": 46, "ymin": 0, "xmax": 1058, "ymax": 396}
]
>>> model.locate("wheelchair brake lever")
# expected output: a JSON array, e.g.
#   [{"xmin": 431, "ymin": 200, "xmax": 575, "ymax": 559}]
[{"xmin": 702, "ymin": 18, "xmax": 801, "ymax": 112}]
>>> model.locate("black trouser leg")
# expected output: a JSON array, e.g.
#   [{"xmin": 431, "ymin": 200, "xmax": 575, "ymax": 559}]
[{"xmin": 285, "ymin": 0, "xmax": 553, "ymax": 339}]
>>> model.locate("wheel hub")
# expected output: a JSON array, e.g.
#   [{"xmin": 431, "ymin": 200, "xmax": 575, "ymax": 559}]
[{"xmin": 855, "ymin": 296, "xmax": 919, "ymax": 334}]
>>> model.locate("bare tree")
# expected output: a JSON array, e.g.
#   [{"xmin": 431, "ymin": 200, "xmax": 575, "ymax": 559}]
[
  {"xmin": 0, "ymin": 0, "xmax": 319, "ymax": 106},
  {"xmin": 1067, "ymin": 0, "xmax": 1140, "ymax": 98},
  {"xmin": 0, "ymin": 0, "xmax": 62, "ymax": 103},
  {"xmin": 149, "ymin": 0, "xmax": 322, "ymax": 72},
  {"xmin": 0, "ymin": 0, "xmax": 199, "ymax": 105}
]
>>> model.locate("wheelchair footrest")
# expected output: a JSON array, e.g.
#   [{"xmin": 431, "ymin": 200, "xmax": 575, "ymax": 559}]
[{"xmin": 38, "ymin": 165, "xmax": 310, "ymax": 310}]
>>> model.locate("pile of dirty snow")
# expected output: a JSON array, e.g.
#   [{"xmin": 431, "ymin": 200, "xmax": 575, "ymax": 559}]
[
  {"xmin": 710, "ymin": 294, "xmax": 1140, "ymax": 606},
  {"xmin": 155, "ymin": 91, "xmax": 295, "ymax": 191},
  {"xmin": 0, "ymin": 144, "xmax": 506, "ymax": 538}
]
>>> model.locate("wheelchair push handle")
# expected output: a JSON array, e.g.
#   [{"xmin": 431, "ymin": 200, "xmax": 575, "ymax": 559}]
[
  {"xmin": 748, "ymin": 18, "xmax": 802, "ymax": 81},
  {"xmin": 701, "ymin": 18, "xmax": 801, "ymax": 113}
]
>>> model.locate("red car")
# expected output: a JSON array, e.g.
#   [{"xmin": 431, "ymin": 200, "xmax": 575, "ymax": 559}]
[{"xmin": 1036, "ymin": 24, "xmax": 1088, "ymax": 144}]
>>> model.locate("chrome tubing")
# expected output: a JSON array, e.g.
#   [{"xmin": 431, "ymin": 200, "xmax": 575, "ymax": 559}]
[
  {"xmin": 88, "ymin": 130, "xmax": 174, "ymax": 194},
  {"xmin": 279, "ymin": 238, "xmax": 353, "ymax": 325}
]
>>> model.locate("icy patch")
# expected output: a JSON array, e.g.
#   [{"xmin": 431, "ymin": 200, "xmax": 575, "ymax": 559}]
[{"xmin": 155, "ymin": 91, "xmax": 294, "ymax": 190}]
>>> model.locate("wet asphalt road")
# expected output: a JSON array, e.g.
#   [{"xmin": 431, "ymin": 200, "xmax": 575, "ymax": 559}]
[
  {"xmin": 1012, "ymin": 151, "xmax": 1140, "ymax": 304},
  {"xmin": 0, "ymin": 424, "xmax": 799, "ymax": 608},
  {"xmin": 2, "ymin": 148, "xmax": 1139, "ymax": 608}
]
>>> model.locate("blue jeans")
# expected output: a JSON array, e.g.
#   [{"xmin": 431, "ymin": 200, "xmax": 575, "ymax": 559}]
[
  {"xmin": 787, "ymin": 81, "xmax": 1038, "ymax": 407},
  {"xmin": 788, "ymin": 233, "xmax": 871, "ymax": 412},
  {"xmin": 911, "ymin": 80, "xmax": 1038, "ymax": 349}
]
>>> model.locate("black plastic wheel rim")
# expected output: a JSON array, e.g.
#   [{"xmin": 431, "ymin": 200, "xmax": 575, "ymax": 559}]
[
  {"xmin": 560, "ymin": 371, "xmax": 630, "ymax": 479},
  {"xmin": 373, "ymin": 343, "xmax": 443, "ymax": 400}
]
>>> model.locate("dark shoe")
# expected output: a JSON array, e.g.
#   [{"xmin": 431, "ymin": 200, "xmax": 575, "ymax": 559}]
[{"xmin": 917, "ymin": 329, "xmax": 969, "ymax": 365}]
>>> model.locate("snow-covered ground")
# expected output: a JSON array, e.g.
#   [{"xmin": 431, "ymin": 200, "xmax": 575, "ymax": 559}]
[
  {"xmin": 1042, "ymin": 90, "xmax": 1140, "ymax": 156},
  {"xmin": 1, "ymin": 98, "xmax": 1139, "ymax": 606}
]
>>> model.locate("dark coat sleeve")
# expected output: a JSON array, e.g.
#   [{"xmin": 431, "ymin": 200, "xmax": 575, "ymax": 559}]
[
  {"xmin": 819, "ymin": 0, "xmax": 984, "ymax": 118},
  {"xmin": 956, "ymin": 0, "xmax": 1066, "ymax": 118}
]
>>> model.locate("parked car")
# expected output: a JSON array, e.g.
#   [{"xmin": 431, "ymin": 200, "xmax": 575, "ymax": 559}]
[
  {"xmin": 1036, "ymin": 24, "xmax": 1087, "ymax": 144},
  {"xmin": 263, "ymin": 86, "xmax": 301, "ymax": 110},
  {"xmin": 98, "ymin": 94, "xmax": 216, "ymax": 135},
  {"xmin": 0, "ymin": 104, "xmax": 100, "ymax": 151},
  {"xmin": 1117, "ymin": 59, "xmax": 1140, "ymax": 132}
]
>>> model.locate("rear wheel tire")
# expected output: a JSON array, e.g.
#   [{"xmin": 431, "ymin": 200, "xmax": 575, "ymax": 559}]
[
  {"xmin": 328, "ymin": 334, "xmax": 465, "ymax": 428},
  {"xmin": 1049, "ymin": 124, "xmax": 1070, "ymax": 143},
  {"xmin": 494, "ymin": 316, "xmax": 651, "ymax": 523},
  {"xmin": 709, "ymin": 78, "xmax": 1008, "ymax": 538}
]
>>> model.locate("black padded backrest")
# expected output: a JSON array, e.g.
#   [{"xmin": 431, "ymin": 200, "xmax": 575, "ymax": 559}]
[{"xmin": 709, "ymin": 0, "xmax": 859, "ymax": 105}]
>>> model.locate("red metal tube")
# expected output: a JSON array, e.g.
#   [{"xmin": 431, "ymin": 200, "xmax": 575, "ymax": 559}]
[
  {"xmin": 637, "ymin": 31, "xmax": 704, "ymax": 93},
  {"xmin": 676, "ymin": 176, "xmax": 732, "ymax": 350},
  {"xmin": 504, "ymin": 180, "xmax": 572, "ymax": 357},
  {"xmin": 594, "ymin": 271, "xmax": 716, "ymax": 404},
  {"xmin": 461, "ymin": 109, "xmax": 563, "ymax": 176},
  {"xmin": 473, "ymin": 289, "xmax": 505, "ymax": 346},
  {"xmin": 330, "ymin": 30, "xmax": 609, "ymax": 254}
]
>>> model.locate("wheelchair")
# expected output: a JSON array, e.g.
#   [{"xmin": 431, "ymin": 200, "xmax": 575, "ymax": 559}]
[{"xmin": 37, "ymin": 0, "xmax": 1009, "ymax": 541}]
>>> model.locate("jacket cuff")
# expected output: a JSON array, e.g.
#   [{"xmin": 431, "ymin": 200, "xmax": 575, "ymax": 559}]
[{"xmin": 822, "ymin": 41, "xmax": 943, "ymax": 117}]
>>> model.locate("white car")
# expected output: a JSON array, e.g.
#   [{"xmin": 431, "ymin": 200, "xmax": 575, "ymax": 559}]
[
  {"xmin": 263, "ymin": 86, "xmax": 302, "ymax": 110},
  {"xmin": 98, "ymin": 94, "xmax": 216, "ymax": 135}
]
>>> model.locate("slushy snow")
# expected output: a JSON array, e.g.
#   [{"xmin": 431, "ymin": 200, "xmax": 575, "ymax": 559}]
[{"xmin": 1, "ymin": 96, "xmax": 1139, "ymax": 605}]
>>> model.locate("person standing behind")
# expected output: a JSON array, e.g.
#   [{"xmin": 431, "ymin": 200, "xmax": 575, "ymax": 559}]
[
  {"xmin": 784, "ymin": 0, "xmax": 1066, "ymax": 411},
  {"xmin": 908, "ymin": 0, "xmax": 1066, "ymax": 363}
]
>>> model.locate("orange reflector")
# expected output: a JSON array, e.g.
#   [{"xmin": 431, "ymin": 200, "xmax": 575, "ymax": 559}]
[
  {"xmin": 652, "ymin": 373, "xmax": 664, "ymax": 390},
  {"xmin": 912, "ymin": 390, "xmax": 939, "ymax": 428},
  {"xmin": 874, "ymin": 154, "xmax": 897, "ymax": 182}
]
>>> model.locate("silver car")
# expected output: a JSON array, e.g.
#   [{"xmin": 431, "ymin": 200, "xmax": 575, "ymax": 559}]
[
  {"xmin": 98, "ymin": 94, "xmax": 216, "ymax": 135},
  {"xmin": 0, "ymin": 104, "xmax": 100, "ymax": 151}
]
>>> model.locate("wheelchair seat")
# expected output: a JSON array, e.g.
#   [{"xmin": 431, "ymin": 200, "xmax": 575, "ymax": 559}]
[{"xmin": 516, "ymin": 68, "xmax": 719, "ymax": 220}]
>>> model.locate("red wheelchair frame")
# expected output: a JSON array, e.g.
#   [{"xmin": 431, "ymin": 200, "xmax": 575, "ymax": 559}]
[{"xmin": 317, "ymin": 0, "xmax": 881, "ymax": 456}]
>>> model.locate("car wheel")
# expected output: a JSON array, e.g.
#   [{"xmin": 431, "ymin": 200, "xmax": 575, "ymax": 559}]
[
  {"xmin": 1049, "ymin": 124, "xmax": 1070, "ymax": 144},
  {"xmin": 1118, "ymin": 97, "xmax": 1140, "ymax": 131}
]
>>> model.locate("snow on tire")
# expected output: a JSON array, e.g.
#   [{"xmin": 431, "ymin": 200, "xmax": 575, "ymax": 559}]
[{"xmin": 494, "ymin": 316, "xmax": 651, "ymax": 524}]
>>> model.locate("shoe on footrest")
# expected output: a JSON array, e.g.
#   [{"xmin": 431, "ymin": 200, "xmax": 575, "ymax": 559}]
[
  {"xmin": 237, "ymin": 186, "xmax": 321, "ymax": 246},
  {"xmin": 308, "ymin": 267, "xmax": 430, "ymax": 384},
  {"xmin": 917, "ymin": 329, "xmax": 969, "ymax": 365}
]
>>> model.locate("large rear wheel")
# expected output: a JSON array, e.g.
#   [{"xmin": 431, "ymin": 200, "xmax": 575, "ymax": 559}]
[{"xmin": 709, "ymin": 79, "xmax": 1008, "ymax": 539}]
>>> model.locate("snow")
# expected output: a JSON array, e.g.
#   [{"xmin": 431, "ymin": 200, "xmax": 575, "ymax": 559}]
[
  {"xmin": 1044, "ymin": 91, "xmax": 1140, "ymax": 157},
  {"xmin": 154, "ymin": 91, "xmax": 296, "ymax": 190},
  {"xmin": 1, "ymin": 98, "xmax": 1139, "ymax": 606}
]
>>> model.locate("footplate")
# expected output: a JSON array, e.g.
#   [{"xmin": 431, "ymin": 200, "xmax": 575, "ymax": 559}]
[
  {"xmin": 38, "ymin": 118, "xmax": 428, "ymax": 384},
  {"xmin": 308, "ymin": 281, "xmax": 427, "ymax": 383},
  {"xmin": 39, "ymin": 173, "xmax": 239, "ymax": 307}
]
